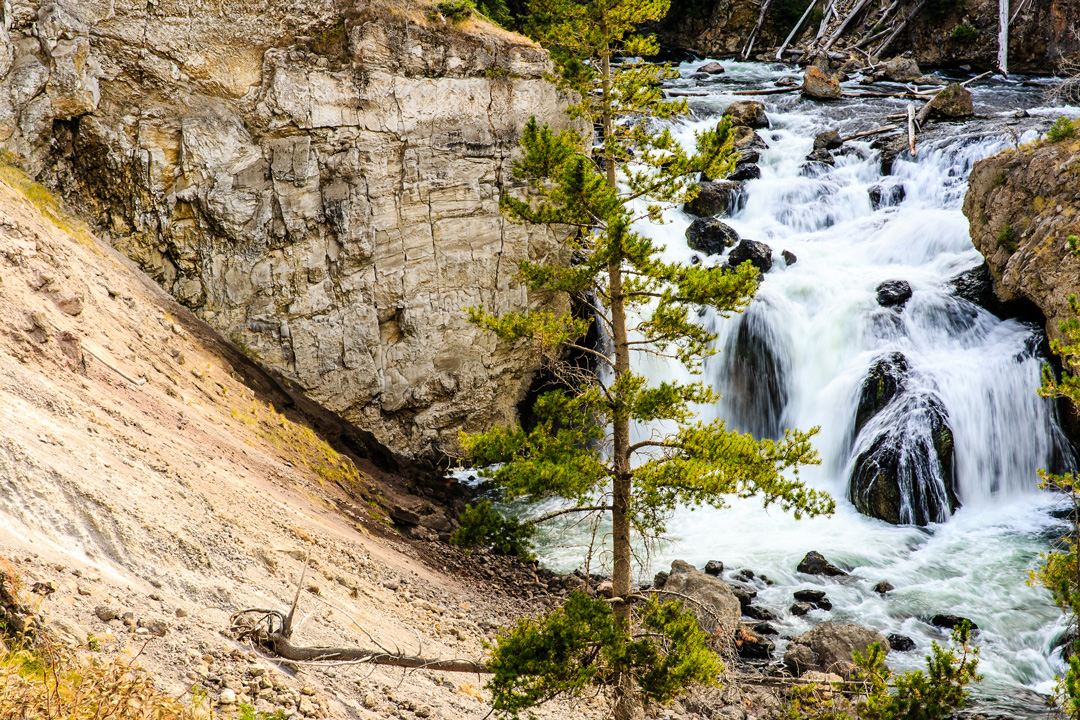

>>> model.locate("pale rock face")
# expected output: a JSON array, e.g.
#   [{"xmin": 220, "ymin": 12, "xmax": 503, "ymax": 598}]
[{"xmin": 0, "ymin": 0, "xmax": 573, "ymax": 461}]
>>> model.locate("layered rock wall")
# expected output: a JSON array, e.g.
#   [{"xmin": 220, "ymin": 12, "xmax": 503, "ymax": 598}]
[{"xmin": 0, "ymin": 0, "xmax": 572, "ymax": 461}]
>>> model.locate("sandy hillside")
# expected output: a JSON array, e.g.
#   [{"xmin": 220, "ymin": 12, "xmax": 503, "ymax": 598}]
[{"xmin": 0, "ymin": 162, "xmax": 617, "ymax": 720}]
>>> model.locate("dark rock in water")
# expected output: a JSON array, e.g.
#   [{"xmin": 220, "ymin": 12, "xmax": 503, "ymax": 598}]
[
  {"xmin": 805, "ymin": 148, "xmax": 835, "ymax": 166},
  {"xmin": 814, "ymin": 130, "xmax": 843, "ymax": 151},
  {"xmin": 880, "ymin": 56, "xmax": 923, "ymax": 83},
  {"xmin": 776, "ymin": 75, "xmax": 799, "ymax": 87},
  {"xmin": 850, "ymin": 392, "xmax": 959, "ymax": 526},
  {"xmin": 729, "ymin": 584, "xmax": 757, "ymax": 608},
  {"xmin": 755, "ymin": 621, "xmax": 779, "ymax": 635},
  {"xmin": 653, "ymin": 571, "xmax": 669, "ymax": 589},
  {"xmin": 736, "ymin": 568, "xmax": 756, "ymax": 582},
  {"xmin": 729, "ymin": 163, "xmax": 761, "ymax": 181},
  {"xmin": 744, "ymin": 605, "xmax": 777, "ymax": 621},
  {"xmin": 871, "ymin": 134, "xmax": 907, "ymax": 175},
  {"xmin": 730, "ymin": 125, "xmax": 768, "ymax": 151},
  {"xmin": 736, "ymin": 147, "xmax": 761, "ymax": 165},
  {"xmin": 736, "ymin": 625, "xmax": 774, "ymax": 659},
  {"xmin": 797, "ymin": 551, "xmax": 849, "ymax": 577},
  {"xmin": 782, "ymin": 250, "xmax": 797, "ymax": 266},
  {"xmin": 690, "ymin": 254, "xmax": 701, "ymax": 265},
  {"xmin": 793, "ymin": 589, "xmax": 827, "ymax": 603},
  {"xmin": 690, "ymin": 72, "xmax": 711, "ymax": 81},
  {"xmin": 869, "ymin": 183, "xmax": 906, "ymax": 209},
  {"xmin": 855, "ymin": 352, "xmax": 909, "ymax": 437},
  {"xmin": 723, "ymin": 100, "xmax": 769, "ymax": 129},
  {"xmin": 887, "ymin": 633, "xmax": 916, "ymax": 652},
  {"xmin": 784, "ymin": 622, "xmax": 890, "ymax": 677},
  {"xmin": 684, "ymin": 180, "xmax": 742, "ymax": 217},
  {"xmin": 873, "ymin": 580, "xmax": 895, "ymax": 594},
  {"xmin": 703, "ymin": 560, "xmax": 724, "ymax": 576},
  {"xmin": 720, "ymin": 301, "xmax": 788, "ymax": 439},
  {"xmin": 727, "ymin": 239, "xmax": 773, "ymax": 275},
  {"xmin": 876, "ymin": 280, "xmax": 913, "ymax": 308},
  {"xmin": 697, "ymin": 61, "xmax": 725, "ymax": 75},
  {"xmin": 790, "ymin": 601, "xmax": 813, "ymax": 616},
  {"xmin": 930, "ymin": 614, "xmax": 978, "ymax": 631},
  {"xmin": 947, "ymin": 262, "xmax": 1042, "ymax": 323},
  {"xmin": 686, "ymin": 217, "xmax": 740, "ymax": 255}
]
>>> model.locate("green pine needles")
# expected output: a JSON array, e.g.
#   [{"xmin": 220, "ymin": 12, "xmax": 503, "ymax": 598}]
[
  {"xmin": 1033, "ymin": 293, "xmax": 1080, "ymax": 717},
  {"xmin": 459, "ymin": 0, "xmax": 832, "ymax": 716}
]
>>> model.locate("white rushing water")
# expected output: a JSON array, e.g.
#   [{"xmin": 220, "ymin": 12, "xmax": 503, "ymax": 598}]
[{"xmin": 520, "ymin": 62, "xmax": 1079, "ymax": 707}]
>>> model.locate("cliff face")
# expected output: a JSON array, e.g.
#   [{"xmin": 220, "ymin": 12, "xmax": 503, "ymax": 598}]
[
  {"xmin": 0, "ymin": 0, "xmax": 571, "ymax": 462},
  {"xmin": 964, "ymin": 133, "xmax": 1080, "ymax": 342}
]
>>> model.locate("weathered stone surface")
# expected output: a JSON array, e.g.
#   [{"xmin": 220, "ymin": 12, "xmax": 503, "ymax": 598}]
[
  {"xmin": 697, "ymin": 61, "xmax": 725, "ymax": 74},
  {"xmin": 802, "ymin": 66, "xmax": 842, "ymax": 100},
  {"xmin": 783, "ymin": 622, "xmax": 890, "ymax": 677},
  {"xmin": 813, "ymin": 130, "xmax": 843, "ymax": 152},
  {"xmin": 869, "ymin": 183, "xmax": 906, "ymax": 209},
  {"xmin": 703, "ymin": 560, "xmax": 724, "ymax": 576},
  {"xmin": 0, "ymin": 0, "xmax": 573, "ymax": 462},
  {"xmin": 887, "ymin": 633, "xmax": 916, "ymax": 651},
  {"xmin": 722, "ymin": 101, "xmax": 769, "ymax": 129},
  {"xmin": 734, "ymin": 625, "xmax": 774, "ymax": 659},
  {"xmin": 926, "ymin": 83, "xmax": 974, "ymax": 119},
  {"xmin": 854, "ymin": 352, "xmax": 908, "ymax": 437},
  {"xmin": 659, "ymin": 559, "xmax": 742, "ymax": 641},
  {"xmin": 686, "ymin": 218, "xmax": 740, "ymax": 255},
  {"xmin": 880, "ymin": 56, "xmax": 923, "ymax": 83}
]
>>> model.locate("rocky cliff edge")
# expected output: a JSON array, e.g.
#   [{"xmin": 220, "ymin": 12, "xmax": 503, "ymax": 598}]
[{"xmin": 0, "ymin": 0, "xmax": 573, "ymax": 462}]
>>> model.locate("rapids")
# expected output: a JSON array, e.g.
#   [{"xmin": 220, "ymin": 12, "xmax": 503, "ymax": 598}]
[{"xmin": 500, "ymin": 62, "xmax": 1080, "ymax": 709}]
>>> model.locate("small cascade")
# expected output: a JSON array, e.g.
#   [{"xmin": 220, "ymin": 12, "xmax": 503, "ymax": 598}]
[{"xmin": 527, "ymin": 61, "xmax": 1079, "ymax": 709}]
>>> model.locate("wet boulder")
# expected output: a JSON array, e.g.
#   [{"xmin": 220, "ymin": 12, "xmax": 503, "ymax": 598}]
[
  {"xmin": 726, "ymin": 239, "xmax": 773, "ymax": 275},
  {"xmin": 887, "ymin": 633, "xmax": 916, "ymax": 652},
  {"xmin": 805, "ymin": 148, "xmax": 835, "ymax": 166},
  {"xmin": 849, "ymin": 393, "xmax": 960, "ymax": 526},
  {"xmin": 814, "ymin": 130, "xmax": 843, "ymax": 151},
  {"xmin": 855, "ymin": 352, "xmax": 908, "ymax": 436},
  {"xmin": 794, "ymin": 589, "xmax": 832, "ymax": 611},
  {"xmin": 797, "ymin": 551, "xmax": 848, "ymax": 577},
  {"xmin": 790, "ymin": 602, "xmax": 812, "ymax": 616},
  {"xmin": 876, "ymin": 280, "xmax": 913, "ymax": 308},
  {"xmin": 880, "ymin": 56, "xmax": 923, "ymax": 83},
  {"xmin": 730, "ymin": 125, "xmax": 768, "ymax": 151},
  {"xmin": 744, "ymin": 605, "xmax": 777, "ymax": 621},
  {"xmin": 784, "ymin": 622, "xmax": 890, "ymax": 677},
  {"xmin": 873, "ymin": 580, "xmax": 895, "ymax": 594},
  {"xmin": 729, "ymin": 584, "xmax": 757, "ymax": 609},
  {"xmin": 686, "ymin": 217, "xmax": 740, "ymax": 255},
  {"xmin": 871, "ymin": 134, "xmax": 908, "ymax": 175},
  {"xmin": 729, "ymin": 163, "xmax": 761, "ymax": 181},
  {"xmin": 660, "ymin": 560, "xmax": 741, "ymax": 638},
  {"xmin": 782, "ymin": 249, "xmax": 798, "ymax": 266},
  {"xmin": 719, "ymin": 303, "xmax": 788, "ymax": 439},
  {"xmin": 926, "ymin": 83, "xmax": 974, "ymax": 119},
  {"xmin": 723, "ymin": 100, "xmax": 769, "ymax": 129},
  {"xmin": 704, "ymin": 560, "xmax": 724, "ymax": 576},
  {"xmin": 869, "ymin": 183, "xmax": 906, "ymax": 210},
  {"xmin": 930, "ymin": 614, "xmax": 978, "ymax": 631},
  {"xmin": 684, "ymin": 180, "xmax": 742, "ymax": 217},
  {"xmin": 802, "ymin": 66, "xmax": 842, "ymax": 100},
  {"xmin": 697, "ymin": 61, "xmax": 725, "ymax": 75}
]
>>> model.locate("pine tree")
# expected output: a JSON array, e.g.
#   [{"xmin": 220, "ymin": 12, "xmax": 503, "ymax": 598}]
[
  {"xmin": 1033, "ymin": 293, "xmax": 1080, "ymax": 718},
  {"xmin": 461, "ymin": 1, "xmax": 835, "ymax": 717}
]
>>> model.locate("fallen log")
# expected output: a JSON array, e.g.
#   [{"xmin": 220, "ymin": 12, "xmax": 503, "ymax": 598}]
[
  {"xmin": 666, "ymin": 90, "xmax": 709, "ymax": 96},
  {"xmin": 906, "ymin": 103, "xmax": 916, "ymax": 156},
  {"xmin": 823, "ymin": 0, "xmax": 873, "ymax": 50},
  {"xmin": 961, "ymin": 70, "xmax": 994, "ymax": 87},
  {"xmin": 266, "ymin": 633, "xmax": 490, "ymax": 673},
  {"xmin": 873, "ymin": 0, "xmax": 927, "ymax": 57},
  {"xmin": 731, "ymin": 86, "xmax": 802, "ymax": 95},
  {"xmin": 742, "ymin": 0, "xmax": 775, "ymax": 59},
  {"xmin": 776, "ymin": 0, "xmax": 819, "ymax": 60},
  {"xmin": 841, "ymin": 124, "xmax": 900, "ymax": 141}
]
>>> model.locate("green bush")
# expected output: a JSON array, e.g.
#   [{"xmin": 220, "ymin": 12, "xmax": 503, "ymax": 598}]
[
  {"xmin": 998, "ymin": 223, "xmax": 1018, "ymax": 251},
  {"xmin": 950, "ymin": 24, "xmax": 979, "ymax": 43},
  {"xmin": 1048, "ymin": 116, "xmax": 1078, "ymax": 143},
  {"xmin": 431, "ymin": 0, "xmax": 475, "ymax": 21},
  {"xmin": 450, "ymin": 501, "xmax": 536, "ymax": 558},
  {"xmin": 1068, "ymin": 235, "xmax": 1079, "ymax": 257}
]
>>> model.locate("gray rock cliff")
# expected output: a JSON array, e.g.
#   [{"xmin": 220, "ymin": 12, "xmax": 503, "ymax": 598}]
[{"xmin": 0, "ymin": 0, "xmax": 573, "ymax": 461}]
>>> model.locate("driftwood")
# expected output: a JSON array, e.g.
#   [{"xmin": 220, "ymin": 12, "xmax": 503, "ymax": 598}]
[
  {"xmin": 776, "ymin": 0, "xmax": 819, "ymax": 60},
  {"xmin": 742, "ymin": 0, "xmax": 775, "ymax": 59},
  {"xmin": 841, "ymin": 124, "xmax": 900, "ymax": 142},
  {"xmin": 906, "ymin": 103, "xmax": 917, "ymax": 155},
  {"xmin": 666, "ymin": 90, "xmax": 709, "ymax": 96},
  {"xmin": 814, "ymin": 0, "xmax": 839, "ymax": 44},
  {"xmin": 732, "ymin": 86, "xmax": 802, "ymax": 95},
  {"xmin": 823, "ymin": 0, "xmax": 873, "ymax": 51},
  {"xmin": 997, "ymin": 0, "xmax": 1009, "ymax": 74},
  {"xmin": 962, "ymin": 70, "xmax": 994, "ymax": 87},
  {"xmin": 873, "ymin": 0, "xmax": 927, "ymax": 57}
]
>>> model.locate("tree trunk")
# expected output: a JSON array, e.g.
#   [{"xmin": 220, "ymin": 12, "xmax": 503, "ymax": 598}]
[{"xmin": 601, "ymin": 33, "xmax": 640, "ymax": 720}]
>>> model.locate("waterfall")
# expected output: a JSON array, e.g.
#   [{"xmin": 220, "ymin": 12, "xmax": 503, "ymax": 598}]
[{"xmin": 525, "ymin": 61, "xmax": 1076, "ymax": 710}]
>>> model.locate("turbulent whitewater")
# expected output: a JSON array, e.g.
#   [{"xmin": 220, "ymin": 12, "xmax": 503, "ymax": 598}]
[{"xmin": 522, "ymin": 61, "xmax": 1080, "ymax": 708}]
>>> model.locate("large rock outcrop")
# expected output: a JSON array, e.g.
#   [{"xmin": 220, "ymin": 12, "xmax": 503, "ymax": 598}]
[
  {"xmin": 965, "ymin": 133, "xmax": 1080, "ymax": 350},
  {"xmin": 0, "ymin": 0, "xmax": 573, "ymax": 461}
]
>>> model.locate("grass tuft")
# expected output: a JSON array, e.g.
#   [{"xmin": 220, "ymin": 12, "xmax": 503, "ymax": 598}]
[{"xmin": 0, "ymin": 151, "xmax": 95, "ymax": 246}]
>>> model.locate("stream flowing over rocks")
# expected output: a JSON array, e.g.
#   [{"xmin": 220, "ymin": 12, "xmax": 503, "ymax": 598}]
[{"xmin": 523, "ymin": 61, "xmax": 1080, "ymax": 714}]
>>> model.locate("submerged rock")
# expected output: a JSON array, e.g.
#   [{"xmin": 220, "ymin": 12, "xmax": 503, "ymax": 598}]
[
  {"xmin": 869, "ymin": 183, "xmax": 906, "ymax": 209},
  {"xmin": 797, "ymin": 551, "xmax": 848, "ymax": 577},
  {"xmin": 719, "ymin": 302, "xmax": 789, "ymax": 439},
  {"xmin": 684, "ymin": 180, "xmax": 742, "ymax": 217},
  {"xmin": 723, "ymin": 100, "xmax": 769, "ymax": 129},
  {"xmin": 783, "ymin": 622, "xmax": 890, "ymax": 677},
  {"xmin": 876, "ymin": 279, "xmax": 913, "ymax": 308},
  {"xmin": 686, "ymin": 217, "xmax": 740, "ymax": 255},
  {"xmin": 873, "ymin": 580, "xmax": 895, "ymax": 594}
]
